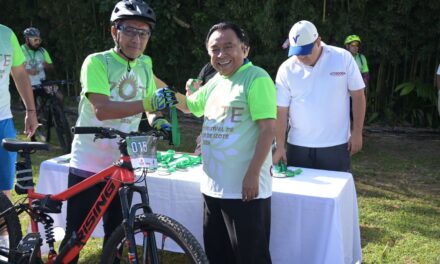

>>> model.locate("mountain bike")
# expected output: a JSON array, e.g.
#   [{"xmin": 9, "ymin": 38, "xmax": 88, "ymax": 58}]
[
  {"xmin": 32, "ymin": 80, "xmax": 73, "ymax": 154},
  {"xmin": 0, "ymin": 127, "xmax": 208, "ymax": 264}
]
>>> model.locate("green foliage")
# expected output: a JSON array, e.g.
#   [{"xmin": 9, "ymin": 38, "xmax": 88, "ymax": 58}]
[
  {"xmin": 2, "ymin": 0, "xmax": 440, "ymax": 127},
  {"xmin": 394, "ymin": 80, "xmax": 437, "ymax": 126}
]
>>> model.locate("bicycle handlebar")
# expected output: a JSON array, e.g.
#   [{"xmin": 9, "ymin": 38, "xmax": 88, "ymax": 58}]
[
  {"xmin": 32, "ymin": 79, "xmax": 74, "ymax": 89},
  {"xmin": 41, "ymin": 79, "xmax": 74, "ymax": 86},
  {"xmin": 72, "ymin": 126, "xmax": 168, "ymax": 140}
]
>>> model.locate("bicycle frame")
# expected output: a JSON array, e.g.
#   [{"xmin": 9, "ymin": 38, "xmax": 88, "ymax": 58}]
[{"xmin": 26, "ymin": 155, "xmax": 153, "ymax": 264}]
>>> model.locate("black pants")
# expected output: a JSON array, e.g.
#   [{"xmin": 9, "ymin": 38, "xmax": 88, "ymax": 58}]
[
  {"xmin": 286, "ymin": 143, "xmax": 351, "ymax": 172},
  {"xmin": 203, "ymin": 195, "xmax": 272, "ymax": 264},
  {"xmin": 59, "ymin": 172, "xmax": 123, "ymax": 263}
]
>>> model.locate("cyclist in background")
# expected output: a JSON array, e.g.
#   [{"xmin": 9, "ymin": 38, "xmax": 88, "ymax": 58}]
[
  {"xmin": 58, "ymin": 1, "xmax": 176, "ymax": 262},
  {"xmin": 21, "ymin": 27, "xmax": 62, "ymax": 142},
  {"xmin": 21, "ymin": 27, "xmax": 54, "ymax": 88},
  {"xmin": 345, "ymin": 34, "xmax": 369, "ymax": 89}
]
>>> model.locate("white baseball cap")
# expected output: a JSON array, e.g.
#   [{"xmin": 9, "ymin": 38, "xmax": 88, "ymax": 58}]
[{"xmin": 288, "ymin": 20, "xmax": 319, "ymax": 56}]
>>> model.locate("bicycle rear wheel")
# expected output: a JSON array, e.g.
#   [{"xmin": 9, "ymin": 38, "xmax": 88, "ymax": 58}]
[
  {"xmin": 51, "ymin": 102, "xmax": 72, "ymax": 153},
  {"xmin": 101, "ymin": 213, "xmax": 208, "ymax": 264},
  {"xmin": 0, "ymin": 193, "xmax": 22, "ymax": 263},
  {"xmin": 33, "ymin": 97, "xmax": 51, "ymax": 143}
]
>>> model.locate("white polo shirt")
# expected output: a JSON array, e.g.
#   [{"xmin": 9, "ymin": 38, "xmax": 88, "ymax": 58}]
[{"xmin": 276, "ymin": 43, "xmax": 365, "ymax": 148}]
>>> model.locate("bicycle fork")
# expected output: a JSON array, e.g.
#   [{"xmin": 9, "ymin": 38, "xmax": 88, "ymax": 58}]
[{"xmin": 119, "ymin": 185, "xmax": 159, "ymax": 264}]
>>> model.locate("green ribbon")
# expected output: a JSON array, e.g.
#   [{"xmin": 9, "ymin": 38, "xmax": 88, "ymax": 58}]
[
  {"xmin": 170, "ymin": 106, "xmax": 181, "ymax": 147},
  {"xmin": 273, "ymin": 162, "xmax": 302, "ymax": 177},
  {"xmin": 156, "ymin": 150, "xmax": 202, "ymax": 173}
]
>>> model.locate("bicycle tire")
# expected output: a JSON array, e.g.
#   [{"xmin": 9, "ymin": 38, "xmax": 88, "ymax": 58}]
[
  {"xmin": 51, "ymin": 102, "xmax": 72, "ymax": 153},
  {"xmin": 0, "ymin": 193, "xmax": 22, "ymax": 263},
  {"xmin": 101, "ymin": 213, "xmax": 208, "ymax": 264},
  {"xmin": 33, "ymin": 97, "xmax": 51, "ymax": 143}
]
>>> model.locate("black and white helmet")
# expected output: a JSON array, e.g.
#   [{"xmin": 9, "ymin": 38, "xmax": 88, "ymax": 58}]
[
  {"xmin": 23, "ymin": 27, "xmax": 40, "ymax": 38},
  {"xmin": 110, "ymin": 0, "xmax": 156, "ymax": 29}
]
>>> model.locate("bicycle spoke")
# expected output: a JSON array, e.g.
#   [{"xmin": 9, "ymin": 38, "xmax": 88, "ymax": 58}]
[{"xmin": 101, "ymin": 214, "xmax": 207, "ymax": 263}]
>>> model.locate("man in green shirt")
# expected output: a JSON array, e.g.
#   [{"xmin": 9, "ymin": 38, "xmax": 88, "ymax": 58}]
[
  {"xmin": 0, "ymin": 24, "xmax": 38, "ymax": 198},
  {"xmin": 345, "ymin": 35, "xmax": 369, "ymax": 89},
  {"xmin": 59, "ymin": 1, "xmax": 176, "ymax": 262},
  {"xmin": 178, "ymin": 22, "xmax": 276, "ymax": 264},
  {"xmin": 21, "ymin": 27, "xmax": 54, "ymax": 87},
  {"xmin": 0, "ymin": 24, "xmax": 38, "ymax": 259}
]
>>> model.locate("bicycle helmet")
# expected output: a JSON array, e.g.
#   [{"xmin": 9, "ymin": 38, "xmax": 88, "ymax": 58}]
[
  {"xmin": 23, "ymin": 27, "xmax": 40, "ymax": 38},
  {"xmin": 110, "ymin": 0, "xmax": 156, "ymax": 30},
  {"xmin": 344, "ymin": 35, "xmax": 361, "ymax": 45}
]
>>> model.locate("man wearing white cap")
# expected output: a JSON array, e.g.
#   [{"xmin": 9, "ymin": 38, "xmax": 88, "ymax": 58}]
[{"xmin": 273, "ymin": 20, "xmax": 366, "ymax": 172}]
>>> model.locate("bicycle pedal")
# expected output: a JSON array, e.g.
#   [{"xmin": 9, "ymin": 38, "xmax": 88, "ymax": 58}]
[{"xmin": 14, "ymin": 233, "xmax": 41, "ymax": 264}]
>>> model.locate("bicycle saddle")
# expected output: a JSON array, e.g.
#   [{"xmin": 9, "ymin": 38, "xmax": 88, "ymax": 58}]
[{"xmin": 1, "ymin": 138, "xmax": 49, "ymax": 152}]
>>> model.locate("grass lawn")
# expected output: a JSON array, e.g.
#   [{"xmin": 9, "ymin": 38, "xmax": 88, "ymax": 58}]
[{"xmin": 9, "ymin": 110, "xmax": 440, "ymax": 263}]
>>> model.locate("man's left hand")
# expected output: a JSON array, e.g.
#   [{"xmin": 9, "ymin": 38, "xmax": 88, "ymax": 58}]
[
  {"xmin": 152, "ymin": 118, "xmax": 171, "ymax": 137},
  {"xmin": 242, "ymin": 170, "xmax": 259, "ymax": 202},
  {"xmin": 348, "ymin": 131, "xmax": 363, "ymax": 156},
  {"xmin": 24, "ymin": 111, "xmax": 39, "ymax": 138}
]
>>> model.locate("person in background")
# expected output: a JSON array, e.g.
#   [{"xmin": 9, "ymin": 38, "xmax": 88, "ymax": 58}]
[
  {"xmin": 58, "ymin": 1, "xmax": 176, "ymax": 262},
  {"xmin": 0, "ymin": 24, "xmax": 38, "ymax": 198},
  {"xmin": 21, "ymin": 27, "xmax": 54, "ymax": 88},
  {"xmin": 437, "ymin": 64, "xmax": 440, "ymax": 116},
  {"xmin": 177, "ymin": 22, "xmax": 276, "ymax": 264},
  {"xmin": 0, "ymin": 23, "xmax": 38, "ymax": 257},
  {"xmin": 273, "ymin": 20, "xmax": 366, "ymax": 172},
  {"xmin": 21, "ymin": 27, "xmax": 63, "ymax": 141},
  {"xmin": 344, "ymin": 34, "xmax": 369, "ymax": 89}
]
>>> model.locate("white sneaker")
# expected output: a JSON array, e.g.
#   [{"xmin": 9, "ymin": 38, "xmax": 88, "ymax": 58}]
[{"xmin": 0, "ymin": 235, "xmax": 9, "ymax": 262}]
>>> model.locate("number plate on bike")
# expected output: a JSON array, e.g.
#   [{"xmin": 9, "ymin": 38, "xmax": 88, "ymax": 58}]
[{"xmin": 126, "ymin": 136, "xmax": 158, "ymax": 169}]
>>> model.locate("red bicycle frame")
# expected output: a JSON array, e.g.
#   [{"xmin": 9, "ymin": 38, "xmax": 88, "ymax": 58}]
[{"xmin": 27, "ymin": 155, "xmax": 136, "ymax": 264}]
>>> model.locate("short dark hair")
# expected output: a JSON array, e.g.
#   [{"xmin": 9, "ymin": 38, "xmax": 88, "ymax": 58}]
[{"xmin": 205, "ymin": 22, "xmax": 249, "ymax": 47}]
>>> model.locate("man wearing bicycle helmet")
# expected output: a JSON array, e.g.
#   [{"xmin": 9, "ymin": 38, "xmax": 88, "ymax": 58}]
[
  {"xmin": 345, "ymin": 34, "xmax": 370, "ymax": 88},
  {"xmin": 59, "ymin": 1, "xmax": 176, "ymax": 262},
  {"xmin": 21, "ymin": 27, "xmax": 54, "ymax": 87}
]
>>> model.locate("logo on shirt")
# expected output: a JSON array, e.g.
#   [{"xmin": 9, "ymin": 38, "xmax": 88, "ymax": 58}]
[
  {"xmin": 118, "ymin": 74, "xmax": 138, "ymax": 99},
  {"xmin": 330, "ymin": 72, "xmax": 346, "ymax": 76}
]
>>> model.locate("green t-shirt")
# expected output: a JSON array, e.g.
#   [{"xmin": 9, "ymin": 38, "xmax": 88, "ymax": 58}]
[
  {"xmin": 354, "ymin": 53, "xmax": 369, "ymax": 73},
  {"xmin": 0, "ymin": 24, "xmax": 25, "ymax": 120},
  {"xmin": 21, "ymin": 44, "xmax": 53, "ymax": 86},
  {"xmin": 70, "ymin": 49, "xmax": 156, "ymax": 174},
  {"xmin": 187, "ymin": 61, "xmax": 276, "ymax": 198}
]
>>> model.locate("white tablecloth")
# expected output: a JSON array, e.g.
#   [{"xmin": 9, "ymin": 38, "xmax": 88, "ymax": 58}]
[{"xmin": 36, "ymin": 154, "xmax": 361, "ymax": 264}]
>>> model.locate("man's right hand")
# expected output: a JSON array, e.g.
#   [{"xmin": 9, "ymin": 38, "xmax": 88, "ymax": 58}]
[
  {"xmin": 272, "ymin": 147, "xmax": 287, "ymax": 165},
  {"xmin": 185, "ymin": 78, "xmax": 202, "ymax": 96},
  {"xmin": 143, "ymin": 87, "xmax": 177, "ymax": 112}
]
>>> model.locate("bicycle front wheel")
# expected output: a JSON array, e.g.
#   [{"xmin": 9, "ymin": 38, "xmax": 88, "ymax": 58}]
[
  {"xmin": 0, "ymin": 193, "xmax": 22, "ymax": 263},
  {"xmin": 101, "ymin": 213, "xmax": 208, "ymax": 264}
]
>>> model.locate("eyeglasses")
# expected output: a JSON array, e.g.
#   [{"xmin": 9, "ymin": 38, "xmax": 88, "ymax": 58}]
[
  {"xmin": 117, "ymin": 25, "xmax": 151, "ymax": 39},
  {"xmin": 29, "ymin": 37, "xmax": 42, "ymax": 43}
]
